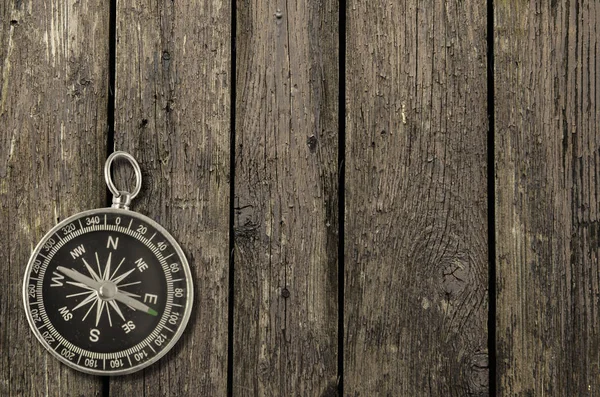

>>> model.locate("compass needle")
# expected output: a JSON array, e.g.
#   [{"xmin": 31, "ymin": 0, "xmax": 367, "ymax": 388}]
[
  {"xmin": 57, "ymin": 266, "xmax": 101, "ymax": 290},
  {"xmin": 66, "ymin": 281, "xmax": 94, "ymax": 291},
  {"xmin": 24, "ymin": 152, "xmax": 192, "ymax": 374},
  {"xmin": 114, "ymin": 292, "xmax": 158, "ymax": 317}
]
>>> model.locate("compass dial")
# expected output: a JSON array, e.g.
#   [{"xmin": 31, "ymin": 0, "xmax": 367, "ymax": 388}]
[{"xmin": 23, "ymin": 208, "xmax": 193, "ymax": 375}]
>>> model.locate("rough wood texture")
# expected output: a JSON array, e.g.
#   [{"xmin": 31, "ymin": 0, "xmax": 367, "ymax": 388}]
[
  {"xmin": 110, "ymin": 0, "xmax": 230, "ymax": 395},
  {"xmin": 0, "ymin": 0, "xmax": 108, "ymax": 395},
  {"xmin": 345, "ymin": 0, "xmax": 489, "ymax": 395},
  {"xmin": 496, "ymin": 1, "xmax": 600, "ymax": 394},
  {"xmin": 233, "ymin": 0, "xmax": 339, "ymax": 394}
]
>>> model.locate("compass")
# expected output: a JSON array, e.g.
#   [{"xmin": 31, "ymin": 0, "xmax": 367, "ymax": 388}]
[{"xmin": 22, "ymin": 152, "xmax": 193, "ymax": 375}]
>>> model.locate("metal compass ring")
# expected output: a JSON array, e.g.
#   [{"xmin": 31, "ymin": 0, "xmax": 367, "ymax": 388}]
[{"xmin": 104, "ymin": 151, "xmax": 142, "ymax": 200}]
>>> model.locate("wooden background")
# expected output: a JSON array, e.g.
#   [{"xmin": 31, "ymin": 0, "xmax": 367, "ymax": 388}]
[{"xmin": 0, "ymin": 0, "xmax": 598, "ymax": 395}]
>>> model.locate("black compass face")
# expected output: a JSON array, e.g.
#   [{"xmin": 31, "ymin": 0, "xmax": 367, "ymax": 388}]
[{"xmin": 23, "ymin": 209, "xmax": 193, "ymax": 375}]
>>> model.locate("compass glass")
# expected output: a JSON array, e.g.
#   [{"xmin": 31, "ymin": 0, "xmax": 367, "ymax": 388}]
[{"xmin": 23, "ymin": 208, "xmax": 193, "ymax": 375}]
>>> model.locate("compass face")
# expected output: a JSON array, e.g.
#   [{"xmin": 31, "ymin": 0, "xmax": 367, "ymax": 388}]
[{"xmin": 23, "ymin": 208, "xmax": 193, "ymax": 375}]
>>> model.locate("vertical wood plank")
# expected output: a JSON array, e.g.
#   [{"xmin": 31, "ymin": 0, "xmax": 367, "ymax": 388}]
[
  {"xmin": 0, "ymin": 0, "xmax": 108, "ymax": 395},
  {"xmin": 345, "ymin": 0, "xmax": 489, "ymax": 395},
  {"xmin": 496, "ymin": 0, "xmax": 600, "ymax": 394},
  {"xmin": 233, "ymin": 0, "xmax": 339, "ymax": 394},
  {"xmin": 111, "ymin": 0, "xmax": 230, "ymax": 395}
]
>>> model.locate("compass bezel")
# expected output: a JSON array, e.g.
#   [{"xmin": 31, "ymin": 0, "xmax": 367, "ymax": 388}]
[{"xmin": 22, "ymin": 207, "xmax": 194, "ymax": 376}]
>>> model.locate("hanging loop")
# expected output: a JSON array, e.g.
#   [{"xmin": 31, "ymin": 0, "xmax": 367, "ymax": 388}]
[{"xmin": 104, "ymin": 151, "xmax": 142, "ymax": 210}]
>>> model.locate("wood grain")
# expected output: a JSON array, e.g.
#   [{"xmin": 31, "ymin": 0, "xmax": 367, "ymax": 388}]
[
  {"xmin": 111, "ymin": 0, "xmax": 230, "ymax": 395},
  {"xmin": 344, "ymin": 0, "xmax": 489, "ymax": 395},
  {"xmin": 0, "ymin": 0, "xmax": 108, "ymax": 395},
  {"xmin": 233, "ymin": 0, "xmax": 339, "ymax": 394},
  {"xmin": 495, "ymin": 0, "xmax": 600, "ymax": 394}
]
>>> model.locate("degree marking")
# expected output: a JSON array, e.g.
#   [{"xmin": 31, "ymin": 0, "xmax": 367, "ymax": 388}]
[
  {"xmin": 148, "ymin": 232, "xmax": 156, "ymax": 241},
  {"xmin": 128, "ymin": 219, "xmax": 133, "ymax": 230},
  {"xmin": 163, "ymin": 253, "xmax": 174, "ymax": 260}
]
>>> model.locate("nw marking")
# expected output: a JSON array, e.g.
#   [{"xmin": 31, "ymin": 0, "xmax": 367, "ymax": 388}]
[{"xmin": 70, "ymin": 244, "xmax": 86, "ymax": 259}]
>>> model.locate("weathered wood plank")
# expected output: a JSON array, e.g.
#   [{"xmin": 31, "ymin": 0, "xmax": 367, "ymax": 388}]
[
  {"xmin": 109, "ymin": 0, "xmax": 230, "ymax": 395},
  {"xmin": 345, "ymin": 0, "xmax": 489, "ymax": 395},
  {"xmin": 0, "ymin": 0, "xmax": 108, "ymax": 395},
  {"xmin": 233, "ymin": 0, "xmax": 339, "ymax": 394},
  {"xmin": 495, "ymin": 1, "xmax": 600, "ymax": 394}
]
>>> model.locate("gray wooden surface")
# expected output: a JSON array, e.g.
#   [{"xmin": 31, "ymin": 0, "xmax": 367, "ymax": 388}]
[
  {"xmin": 0, "ymin": 1, "xmax": 108, "ymax": 395},
  {"xmin": 344, "ymin": 0, "xmax": 489, "ymax": 395},
  {"xmin": 495, "ymin": 0, "xmax": 600, "ymax": 394},
  {"xmin": 110, "ymin": 0, "xmax": 231, "ymax": 395},
  {"xmin": 233, "ymin": 0, "xmax": 339, "ymax": 394},
  {"xmin": 2, "ymin": 0, "xmax": 600, "ymax": 396}
]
